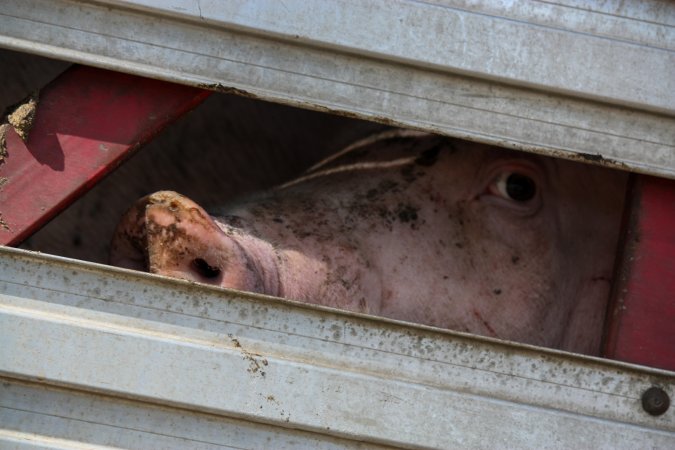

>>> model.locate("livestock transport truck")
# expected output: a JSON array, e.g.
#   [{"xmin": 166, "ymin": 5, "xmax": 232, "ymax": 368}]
[{"xmin": 0, "ymin": 1, "xmax": 674, "ymax": 448}]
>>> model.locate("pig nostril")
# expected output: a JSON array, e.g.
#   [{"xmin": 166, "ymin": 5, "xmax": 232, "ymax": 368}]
[{"xmin": 192, "ymin": 258, "xmax": 221, "ymax": 279}]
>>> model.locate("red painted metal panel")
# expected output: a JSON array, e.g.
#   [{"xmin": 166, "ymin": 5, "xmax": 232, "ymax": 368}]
[
  {"xmin": 0, "ymin": 65, "xmax": 210, "ymax": 246},
  {"xmin": 603, "ymin": 174, "xmax": 675, "ymax": 371}
]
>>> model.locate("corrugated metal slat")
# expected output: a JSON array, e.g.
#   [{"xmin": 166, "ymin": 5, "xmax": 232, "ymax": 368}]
[
  {"xmin": 1, "ymin": 247, "xmax": 673, "ymax": 448},
  {"xmin": 0, "ymin": 0, "xmax": 673, "ymax": 178}
]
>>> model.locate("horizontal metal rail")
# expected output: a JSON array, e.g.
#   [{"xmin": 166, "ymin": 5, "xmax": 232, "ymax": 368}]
[
  {"xmin": 1, "ymin": 247, "xmax": 673, "ymax": 448},
  {"xmin": 0, "ymin": 0, "xmax": 673, "ymax": 178}
]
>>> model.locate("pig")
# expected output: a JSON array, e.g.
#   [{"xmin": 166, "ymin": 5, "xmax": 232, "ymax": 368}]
[{"xmin": 110, "ymin": 130, "xmax": 628, "ymax": 355}]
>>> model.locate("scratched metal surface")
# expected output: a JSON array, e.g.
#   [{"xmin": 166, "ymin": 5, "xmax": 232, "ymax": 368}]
[
  {"xmin": 0, "ymin": 0, "xmax": 673, "ymax": 178},
  {"xmin": 1, "ymin": 246, "xmax": 674, "ymax": 448}
]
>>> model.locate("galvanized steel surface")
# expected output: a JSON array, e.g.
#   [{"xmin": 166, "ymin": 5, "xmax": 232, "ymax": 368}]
[
  {"xmin": 1, "ymin": 247, "xmax": 674, "ymax": 448},
  {"xmin": 0, "ymin": 0, "xmax": 673, "ymax": 178}
]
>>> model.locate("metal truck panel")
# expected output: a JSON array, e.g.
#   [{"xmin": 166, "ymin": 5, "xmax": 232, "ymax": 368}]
[
  {"xmin": 0, "ymin": 0, "xmax": 673, "ymax": 178},
  {"xmin": 1, "ymin": 247, "xmax": 673, "ymax": 448}
]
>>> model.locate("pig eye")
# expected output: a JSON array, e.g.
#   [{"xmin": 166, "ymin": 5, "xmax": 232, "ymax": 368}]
[{"xmin": 494, "ymin": 172, "xmax": 537, "ymax": 202}]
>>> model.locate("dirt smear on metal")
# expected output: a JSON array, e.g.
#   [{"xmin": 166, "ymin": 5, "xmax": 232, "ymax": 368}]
[{"xmin": 229, "ymin": 334, "xmax": 269, "ymax": 377}]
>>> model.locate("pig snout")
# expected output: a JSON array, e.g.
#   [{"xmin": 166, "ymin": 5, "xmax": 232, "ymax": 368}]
[{"xmin": 110, "ymin": 191, "xmax": 278, "ymax": 294}]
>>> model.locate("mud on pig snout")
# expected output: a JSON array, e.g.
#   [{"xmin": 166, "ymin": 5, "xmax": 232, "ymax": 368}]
[{"xmin": 110, "ymin": 190, "xmax": 281, "ymax": 294}]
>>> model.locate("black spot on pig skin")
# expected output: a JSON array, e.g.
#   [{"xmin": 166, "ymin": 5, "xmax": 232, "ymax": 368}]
[
  {"xmin": 415, "ymin": 145, "xmax": 441, "ymax": 167},
  {"xmin": 397, "ymin": 205, "xmax": 418, "ymax": 223},
  {"xmin": 400, "ymin": 165, "xmax": 417, "ymax": 183}
]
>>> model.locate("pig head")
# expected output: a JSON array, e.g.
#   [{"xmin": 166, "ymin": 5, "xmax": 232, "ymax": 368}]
[{"xmin": 110, "ymin": 131, "xmax": 627, "ymax": 355}]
